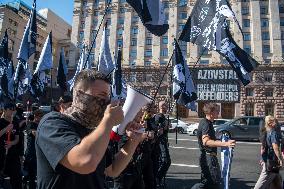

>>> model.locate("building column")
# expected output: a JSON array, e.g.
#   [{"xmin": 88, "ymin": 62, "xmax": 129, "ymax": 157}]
[
  {"xmin": 122, "ymin": 10, "xmax": 132, "ymax": 66},
  {"xmin": 94, "ymin": 2, "xmax": 106, "ymax": 61},
  {"xmin": 269, "ymin": 0, "xmax": 283, "ymax": 64},
  {"xmin": 152, "ymin": 35, "xmax": 161, "ymax": 66},
  {"xmin": 250, "ymin": 0, "xmax": 263, "ymax": 62},
  {"xmin": 168, "ymin": 2, "xmax": 178, "ymax": 54},
  {"xmin": 84, "ymin": 1, "xmax": 94, "ymax": 47},
  {"xmin": 70, "ymin": 1, "xmax": 82, "ymax": 67},
  {"xmin": 109, "ymin": 0, "xmax": 119, "ymax": 58},
  {"xmin": 137, "ymin": 20, "xmax": 145, "ymax": 66},
  {"xmin": 231, "ymin": 0, "xmax": 243, "ymax": 48}
]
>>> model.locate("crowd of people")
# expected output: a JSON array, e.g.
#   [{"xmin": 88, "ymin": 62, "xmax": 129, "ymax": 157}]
[
  {"xmin": 0, "ymin": 69, "xmax": 283, "ymax": 189},
  {"xmin": 0, "ymin": 70, "xmax": 171, "ymax": 189}
]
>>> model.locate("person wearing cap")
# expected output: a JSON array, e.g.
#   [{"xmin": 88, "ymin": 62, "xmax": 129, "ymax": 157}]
[
  {"xmin": 58, "ymin": 95, "xmax": 73, "ymax": 113},
  {"xmin": 0, "ymin": 103, "xmax": 22, "ymax": 189}
]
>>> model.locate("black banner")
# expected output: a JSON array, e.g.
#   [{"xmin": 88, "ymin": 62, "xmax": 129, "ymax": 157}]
[{"xmin": 191, "ymin": 68, "xmax": 241, "ymax": 102}]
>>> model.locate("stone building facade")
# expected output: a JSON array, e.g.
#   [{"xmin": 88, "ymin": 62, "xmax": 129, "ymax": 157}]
[{"xmin": 70, "ymin": 0, "xmax": 284, "ymax": 119}]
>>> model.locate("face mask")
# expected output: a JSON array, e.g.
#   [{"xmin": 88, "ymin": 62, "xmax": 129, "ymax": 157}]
[{"xmin": 64, "ymin": 90, "xmax": 110, "ymax": 130}]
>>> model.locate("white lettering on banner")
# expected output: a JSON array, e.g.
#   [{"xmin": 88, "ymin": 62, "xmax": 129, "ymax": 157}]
[
  {"xmin": 197, "ymin": 69, "xmax": 238, "ymax": 80},
  {"xmin": 198, "ymin": 91, "xmax": 239, "ymax": 101}
]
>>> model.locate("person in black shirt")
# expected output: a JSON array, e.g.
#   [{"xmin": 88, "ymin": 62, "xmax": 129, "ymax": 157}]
[
  {"xmin": 0, "ymin": 103, "xmax": 22, "ymax": 189},
  {"xmin": 36, "ymin": 70, "xmax": 146, "ymax": 189},
  {"xmin": 152, "ymin": 101, "xmax": 171, "ymax": 189},
  {"xmin": 192, "ymin": 103, "xmax": 236, "ymax": 189},
  {"xmin": 23, "ymin": 109, "xmax": 44, "ymax": 189}
]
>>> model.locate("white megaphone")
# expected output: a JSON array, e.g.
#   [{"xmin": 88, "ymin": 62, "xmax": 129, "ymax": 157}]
[{"xmin": 112, "ymin": 85, "xmax": 152, "ymax": 135}]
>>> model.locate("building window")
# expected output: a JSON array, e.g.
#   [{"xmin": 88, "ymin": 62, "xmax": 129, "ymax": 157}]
[
  {"xmin": 120, "ymin": 7, "xmax": 125, "ymax": 13},
  {"xmin": 94, "ymin": 11, "xmax": 99, "ymax": 16},
  {"xmin": 262, "ymin": 32, "xmax": 270, "ymax": 40},
  {"xmin": 264, "ymin": 73, "xmax": 273, "ymax": 82},
  {"xmin": 178, "ymin": 23, "xmax": 185, "ymax": 31},
  {"xmin": 261, "ymin": 19, "xmax": 269, "ymax": 27},
  {"xmin": 132, "ymin": 16, "xmax": 139, "ymax": 23},
  {"xmin": 131, "ymin": 27, "xmax": 138, "ymax": 34},
  {"xmin": 80, "ymin": 22, "xmax": 85, "ymax": 29},
  {"xmin": 161, "ymin": 48, "xmax": 168, "ymax": 57},
  {"xmin": 244, "ymin": 44, "xmax": 251, "ymax": 54},
  {"xmin": 89, "ymin": 53, "xmax": 95, "ymax": 63},
  {"xmin": 117, "ymin": 39, "xmax": 123, "ymax": 47},
  {"xmin": 92, "ymin": 30, "xmax": 97, "ymax": 39},
  {"xmin": 106, "ymin": 18, "xmax": 111, "ymax": 25},
  {"xmin": 280, "ymin": 4, "xmax": 284, "ymax": 13},
  {"xmin": 130, "ymin": 49, "xmax": 137, "ymax": 58},
  {"xmin": 242, "ymin": 7, "xmax": 249, "ymax": 15},
  {"xmin": 118, "ymin": 17, "xmax": 124, "ymax": 25},
  {"xmin": 163, "ymin": 1, "xmax": 169, "ymax": 8},
  {"xmin": 131, "ymin": 38, "xmax": 137, "ymax": 46},
  {"xmin": 200, "ymin": 60, "xmax": 209, "ymax": 64},
  {"xmin": 143, "ymin": 74, "xmax": 152, "ymax": 82},
  {"xmin": 243, "ymin": 19, "xmax": 250, "ymax": 27},
  {"xmin": 179, "ymin": 12, "xmax": 187, "ymax": 19},
  {"xmin": 145, "ymin": 49, "xmax": 152, "ymax": 57},
  {"xmin": 106, "ymin": 29, "xmax": 110, "ymax": 36},
  {"xmin": 79, "ymin": 31, "xmax": 84, "ymax": 41},
  {"xmin": 93, "ymin": 20, "xmax": 98, "ymax": 27},
  {"xmin": 245, "ymin": 103, "xmax": 254, "ymax": 116},
  {"xmin": 264, "ymin": 88, "xmax": 274, "ymax": 97},
  {"xmin": 144, "ymin": 61, "xmax": 151, "ymax": 66},
  {"xmin": 244, "ymin": 33, "xmax": 251, "ymax": 41},
  {"xmin": 117, "ymin": 28, "xmax": 124, "ymax": 36},
  {"xmin": 260, "ymin": 6, "xmax": 268, "ymax": 15},
  {"xmin": 245, "ymin": 88, "xmax": 254, "ymax": 96},
  {"xmin": 146, "ymin": 38, "xmax": 152, "ymax": 45},
  {"xmin": 120, "ymin": 0, "xmax": 126, "ymax": 3},
  {"xmin": 263, "ymin": 45, "xmax": 270, "ymax": 53},
  {"xmin": 265, "ymin": 103, "xmax": 274, "ymax": 116},
  {"xmin": 160, "ymin": 61, "xmax": 167, "ymax": 66},
  {"xmin": 280, "ymin": 18, "xmax": 284, "ymax": 26},
  {"xmin": 129, "ymin": 61, "xmax": 136, "ymax": 67},
  {"xmin": 159, "ymin": 87, "xmax": 167, "ymax": 95},
  {"xmin": 179, "ymin": 0, "xmax": 187, "ymax": 7},
  {"xmin": 162, "ymin": 36, "xmax": 168, "ymax": 44},
  {"xmin": 129, "ymin": 73, "xmax": 136, "ymax": 82}
]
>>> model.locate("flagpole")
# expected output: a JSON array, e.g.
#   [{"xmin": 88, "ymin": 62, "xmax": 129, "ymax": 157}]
[
  {"xmin": 152, "ymin": 51, "xmax": 174, "ymax": 102},
  {"xmin": 175, "ymin": 100, "xmax": 178, "ymax": 144},
  {"xmin": 83, "ymin": 0, "xmax": 111, "ymax": 69},
  {"xmin": 50, "ymin": 68, "xmax": 53, "ymax": 105}
]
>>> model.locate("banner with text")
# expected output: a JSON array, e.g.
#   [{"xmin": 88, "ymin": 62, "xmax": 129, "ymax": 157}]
[{"xmin": 191, "ymin": 68, "xmax": 241, "ymax": 102}]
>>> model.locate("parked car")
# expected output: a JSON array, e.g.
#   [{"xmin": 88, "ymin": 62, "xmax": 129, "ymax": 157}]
[
  {"xmin": 214, "ymin": 116, "xmax": 264, "ymax": 141},
  {"xmin": 186, "ymin": 119, "xmax": 231, "ymax": 136},
  {"xmin": 186, "ymin": 123, "xmax": 199, "ymax": 136},
  {"xmin": 213, "ymin": 119, "xmax": 231, "ymax": 127},
  {"xmin": 169, "ymin": 118, "xmax": 189, "ymax": 134}
]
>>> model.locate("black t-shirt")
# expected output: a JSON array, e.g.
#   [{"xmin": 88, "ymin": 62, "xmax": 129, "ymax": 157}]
[
  {"xmin": 197, "ymin": 118, "xmax": 217, "ymax": 154},
  {"xmin": 25, "ymin": 122, "xmax": 38, "ymax": 160},
  {"xmin": 36, "ymin": 111, "xmax": 112, "ymax": 189},
  {"xmin": 154, "ymin": 113, "xmax": 169, "ymax": 139}
]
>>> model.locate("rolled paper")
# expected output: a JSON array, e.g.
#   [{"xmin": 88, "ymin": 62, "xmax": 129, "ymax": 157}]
[{"xmin": 112, "ymin": 85, "xmax": 152, "ymax": 135}]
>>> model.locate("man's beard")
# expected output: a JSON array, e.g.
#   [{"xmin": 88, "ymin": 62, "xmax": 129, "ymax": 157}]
[{"xmin": 64, "ymin": 90, "xmax": 110, "ymax": 130}]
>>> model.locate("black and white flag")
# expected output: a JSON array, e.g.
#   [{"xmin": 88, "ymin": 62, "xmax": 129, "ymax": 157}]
[
  {"xmin": 172, "ymin": 40, "xmax": 197, "ymax": 110},
  {"xmin": 57, "ymin": 48, "xmax": 68, "ymax": 92},
  {"xmin": 216, "ymin": 23, "xmax": 258, "ymax": 86},
  {"xmin": 126, "ymin": 0, "xmax": 169, "ymax": 36},
  {"xmin": 17, "ymin": 0, "xmax": 37, "ymax": 62},
  {"xmin": 179, "ymin": 0, "xmax": 241, "ymax": 50}
]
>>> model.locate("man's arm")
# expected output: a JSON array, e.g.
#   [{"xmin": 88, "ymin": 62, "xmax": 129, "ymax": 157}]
[
  {"xmin": 0, "ymin": 124, "xmax": 13, "ymax": 137},
  {"xmin": 202, "ymin": 135, "xmax": 235, "ymax": 148},
  {"xmin": 60, "ymin": 102, "xmax": 124, "ymax": 174}
]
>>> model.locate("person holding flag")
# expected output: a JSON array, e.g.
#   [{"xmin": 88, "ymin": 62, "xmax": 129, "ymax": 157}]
[
  {"xmin": 0, "ymin": 103, "xmax": 22, "ymax": 189},
  {"xmin": 192, "ymin": 103, "xmax": 236, "ymax": 189}
]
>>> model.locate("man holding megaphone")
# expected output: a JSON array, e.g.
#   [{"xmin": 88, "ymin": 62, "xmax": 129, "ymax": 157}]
[{"xmin": 36, "ymin": 70, "xmax": 148, "ymax": 189}]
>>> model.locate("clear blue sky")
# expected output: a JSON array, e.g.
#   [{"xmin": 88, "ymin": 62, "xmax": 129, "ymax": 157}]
[{"xmin": 1, "ymin": 0, "xmax": 74, "ymax": 24}]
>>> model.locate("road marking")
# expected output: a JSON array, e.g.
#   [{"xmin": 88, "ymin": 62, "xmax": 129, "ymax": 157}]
[
  {"xmin": 169, "ymin": 146, "xmax": 199, "ymax": 150},
  {"xmin": 168, "ymin": 138, "xmax": 260, "ymax": 145},
  {"xmin": 171, "ymin": 163, "xmax": 199, "ymax": 168}
]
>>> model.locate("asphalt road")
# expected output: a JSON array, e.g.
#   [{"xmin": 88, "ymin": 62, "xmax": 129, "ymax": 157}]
[{"xmin": 165, "ymin": 133, "xmax": 284, "ymax": 189}]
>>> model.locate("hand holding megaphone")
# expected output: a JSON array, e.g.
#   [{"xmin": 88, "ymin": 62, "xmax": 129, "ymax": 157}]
[{"xmin": 112, "ymin": 86, "xmax": 152, "ymax": 135}]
